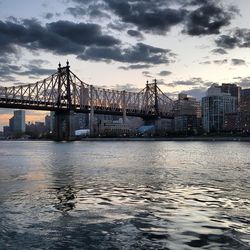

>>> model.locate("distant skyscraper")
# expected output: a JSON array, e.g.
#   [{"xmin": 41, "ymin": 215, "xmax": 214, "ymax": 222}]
[
  {"xmin": 13, "ymin": 110, "xmax": 25, "ymax": 133},
  {"xmin": 202, "ymin": 84, "xmax": 236, "ymax": 133}
]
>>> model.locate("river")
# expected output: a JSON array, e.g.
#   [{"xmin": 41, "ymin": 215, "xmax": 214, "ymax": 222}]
[{"xmin": 0, "ymin": 141, "xmax": 249, "ymax": 249}]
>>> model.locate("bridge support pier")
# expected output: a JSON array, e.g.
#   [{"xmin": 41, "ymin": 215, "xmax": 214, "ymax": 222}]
[{"xmin": 53, "ymin": 110, "xmax": 75, "ymax": 141}]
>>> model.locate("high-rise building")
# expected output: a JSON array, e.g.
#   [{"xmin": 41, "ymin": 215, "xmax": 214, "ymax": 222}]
[
  {"xmin": 239, "ymin": 88, "xmax": 250, "ymax": 132},
  {"xmin": 174, "ymin": 93, "xmax": 201, "ymax": 117},
  {"xmin": 220, "ymin": 83, "xmax": 241, "ymax": 106},
  {"xmin": 174, "ymin": 93, "xmax": 201, "ymax": 133},
  {"xmin": 202, "ymin": 84, "xmax": 236, "ymax": 133},
  {"xmin": 9, "ymin": 117, "xmax": 14, "ymax": 132},
  {"xmin": 11, "ymin": 110, "xmax": 25, "ymax": 133}
]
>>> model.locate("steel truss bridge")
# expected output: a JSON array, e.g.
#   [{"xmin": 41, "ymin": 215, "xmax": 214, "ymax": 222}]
[{"xmin": 0, "ymin": 62, "xmax": 174, "ymax": 140}]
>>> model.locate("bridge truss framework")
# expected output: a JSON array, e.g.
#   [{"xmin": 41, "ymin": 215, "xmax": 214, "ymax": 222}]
[{"xmin": 0, "ymin": 62, "xmax": 174, "ymax": 140}]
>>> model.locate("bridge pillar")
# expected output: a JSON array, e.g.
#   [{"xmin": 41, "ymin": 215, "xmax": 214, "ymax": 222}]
[
  {"xmin": 122, "ymin": 90, "xmax": 127, "ymax": 124},
  {"xmin": 53, "ymin": 110, "xmax": 75, "ymax": 141},
  {"xmin": 89, "ymin": 85, "xmax": 95, "ymax": 135}
]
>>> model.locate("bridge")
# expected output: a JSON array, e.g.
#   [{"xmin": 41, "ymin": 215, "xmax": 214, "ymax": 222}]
[{"xmin": 0, "ymin": 62, "xmax": 174, "ymax": 140}]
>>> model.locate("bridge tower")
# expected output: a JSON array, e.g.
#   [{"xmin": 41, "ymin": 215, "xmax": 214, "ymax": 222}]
[
  {"xmin": 142, "ymin": 79, "xmax": 164, "ymax": 132},
  {"xmin": 53, "ymin": 61, "xmax": 75, "ymax": 141}
]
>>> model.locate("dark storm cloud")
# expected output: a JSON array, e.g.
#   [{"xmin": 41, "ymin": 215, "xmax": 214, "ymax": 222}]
[
  {"xmin": 104, "ymin": 0, "xmax": 187, "ymax": 34},
  {"xmin": 211, "ymin": 48, "xmax": 227, "ymax": 54},
  {"xmin": 0, "ymin": 19, "xmax": 121, "ymax": 56},
  {"xmin": 48, "ymin": 21, "xmax": 120, "ymax": 47},
  {"xmin": 158, "ymin": 70, "xmax": 172, "ymax": 76},
  {"xmin": 127, "ymin": 30, "xmax": 144, "ymax": 40},
  {"xmin": 216, "ymin": 28, "xmax": 250, "ymax": 49},
  {"xmin": 184, "ymin": 3, "xmax": 233, "ymax": 36},
  {"xmin": 100, "ymin": 0, "xmax": 236, "ymax": 36},
  {"xmin": 78, "ymin": 43, "xmax": 174, "ymax": 64},
  {"xmin": 231, "ymin": 58, "xmax": 246, "ymax": 66}
]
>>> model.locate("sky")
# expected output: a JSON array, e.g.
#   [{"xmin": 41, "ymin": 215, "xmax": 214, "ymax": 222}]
[{"xmin": 1, "ymin": 0, "xmax": 250, "ymax": 129}]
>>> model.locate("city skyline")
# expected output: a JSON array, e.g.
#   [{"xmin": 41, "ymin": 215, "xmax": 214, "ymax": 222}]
[{"xmin": 1, "ymin": 0, "xmax": 250, "ymax": 129}]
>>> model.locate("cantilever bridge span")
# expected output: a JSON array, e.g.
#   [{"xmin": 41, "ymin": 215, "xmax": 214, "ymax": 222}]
[{"xmin": 0, "ymin": 62, "xmax": 174, "ymax": 140}]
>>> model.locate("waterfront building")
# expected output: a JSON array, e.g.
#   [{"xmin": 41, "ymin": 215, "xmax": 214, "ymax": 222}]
[
  {"xmin": 9, "ymin": 117, "xmax": 14, "ymax": 132},
  {"xmin": 174, "ymin": 93, "xmax": 201, "ymax": 133},
  {"xmin": 74, "ymin": 113, "xmax": 89, "ymax": 130},
  {"xmin": 45, "ymin": 115, "xmax": 51, "ymax": 132},
  {"xmin": 223, "ymin": 113, "xmax": 240, "ymax": 132},
  {"xmin": 26, "ymin": 122, "xmax": 46, "ymax": 138},
  {"xmin": 239, "ymin": 88, "xmax": 250, "ymax": 132},
  {"xmin": 3, "ymin": 126, "xmax": 11, "ymax": 137},
  {"xmin": 202, "ymin": 84, "xmax": 236, "ymax": 133},
  {"xmin": 95, "ymin": 119, "xmax": 132, "ymax": 136}
]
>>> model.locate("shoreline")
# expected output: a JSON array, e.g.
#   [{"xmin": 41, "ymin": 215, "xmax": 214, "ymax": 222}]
[
  {"xmin": 80, "ymin": 137, "xmax": 250, "ymax": 142},
  {"xmin": 1, "ymin": 137, "xmax": 250, "ymax": 142}
]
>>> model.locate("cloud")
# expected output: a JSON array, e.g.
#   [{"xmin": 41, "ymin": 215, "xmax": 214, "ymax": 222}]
[
  {"xmin": 102, "ymin": 0, "xmax": 236, "ymax": 36},
  {"xmin": 200, "ymin": 61, "xmax": 211, "ymax": 65},
  {"xmin": 66, "ymin": 7, "xmax": 86, "ymax": 17},
  {"xmin": 0, "ymin": 19, "xmax": 174, "ymax": 68},
  {"xmin": 231, "ymin": 58, "xmax": 246, "ymax": 66},
  {"xmin": 47, "ymin": 20, "xmax": 120, "ymax": 47},
  {"xmin": 104, "ymin": 0, "xmax": 187, "ymax": 34},
  {"xmin": 16, "ymin": 65, "xmax": 55, "ymax": 77},
  {"xmin": 158, "ymin": 70, "xmax": 172, "ymax": 76},
  {"xmin": 127, "ymin": 30, "xmax": 144, "ymax": 40},
  {"xmin": 215, "ymin": 28, "xmax": 250, "ymax": 49},
  {"xmin": 233, "ymin": 76, "xmax": 250, "ymax": 88},
  {"xmin": 182, "ymin": 86, "xmax": 207, "ymax": 99},
  {"xmin": 119, "ymin": 64, "xmax": 151, "ymax": 70},
  {"xmin": 78, "ymin": 43, "xmax": 174, "ymax": 64},
  {"xmin": 0, "ymin": 59, "xmax": 55, "ymax": 83},
  {"xmin": 142, "ymin": 71, "xmax": 152, "ymax": 78},
  {"xmin": 101, "ymin": 83, "xmax": 141, "ymax": 92},
  {"xmin": 211, "ymin": 48, "xmax": 227, "ymax": 54},
  {"xmin": 0, "ymin": 19, "xmax": 121, "ymax": 57},
  {"xmin": 44, "ymin": 13, "xmax": 54, "ymax": 19},
  {"xmin": 213, "ymin": 59, "xmax": 228, "ymax": 65},
  {"xmin": 184, "ymin": 3, "xmax": 234, "ymax": 36},
  {"xmin": 168, "ymin": 77, "xmax": 203, "ymax": 87}
]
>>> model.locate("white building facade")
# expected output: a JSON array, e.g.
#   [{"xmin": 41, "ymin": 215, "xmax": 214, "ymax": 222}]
[{"xmin": 202, "ymin": 84, "xmax": 236, "ymax": 133}]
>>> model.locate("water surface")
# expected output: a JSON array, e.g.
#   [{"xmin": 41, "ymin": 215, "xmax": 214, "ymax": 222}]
[{"xmin": 0, "ymin": 141, "xmax": 249, "ymax": 249}]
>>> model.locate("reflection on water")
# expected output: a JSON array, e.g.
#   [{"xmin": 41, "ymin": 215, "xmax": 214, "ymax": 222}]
[
  {"xmin": 54, "ymin": 186, "xmax": 77, "ymax": 212},
  {"xmin": 0, "ymin": 141, "xmax": 249, "ymax": 249}
]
